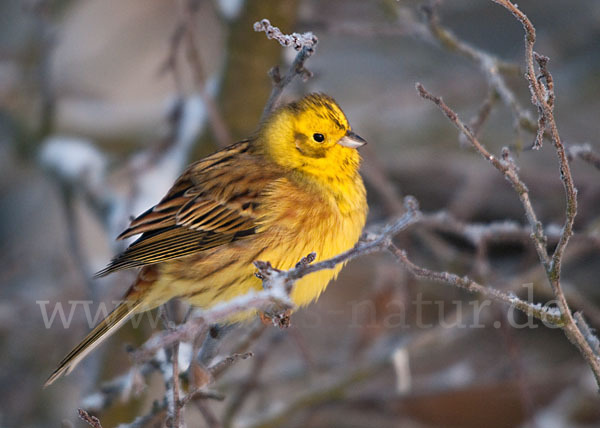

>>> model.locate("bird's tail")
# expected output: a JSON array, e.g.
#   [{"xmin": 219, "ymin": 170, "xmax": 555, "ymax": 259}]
[{"xmin": 44, "ymin": 299, "xmax": 142, "ymax": 387}]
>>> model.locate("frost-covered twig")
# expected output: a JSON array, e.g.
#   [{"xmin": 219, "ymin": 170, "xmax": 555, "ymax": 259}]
[
  {"xmin": 253, "ymin": 196, "xmax": 563, "ymax": 328},
  {"xmin": 417, "ymin": 0, "xmax": 600, "ymax": 388},
  {"xmin": 131, "ymin": 293, "xmax": 294, "ymax": 364},
  {"xmin": 418, "ymin": 211, "xmax": 583, "ymax": 247},
  {"xmin": 210, "ymin": 322, "xmax": 266, "ymax": 380},
  {"xmin": 416, "ymin": 83, "xmax": 550, "ymax": 268},
  {"xmin": 419, "ymin": 2, "xmax": 533, "ymax": 134},
  {"xmin": 388, "ymin": 244, "xmax": 562, "ymax": 325},
  {"xmin": 78, "ymin": 409, "xmax": 104, "ymax": 428},
  {"xmin": 131, "ymin": 202, "xmax": 416, "ymax": 364},
  {"xmin": 254, "ymin": 197, "xmax": 421, "ymax": 296},
  {"xmin": 209, "ymin": 352, "xmax": 254, "ymax": 376},
  {"xmin": 461, "ymin": 89, "xmax": 498, "ymax": 146},
  {"xmin": 222, "ymin": 342, "xmax": 272, "ymax": 428},
  {"xmin": 492, "ymin": 0, "xmax": 600, "ymax": 388},
  {"xmin": 253, "ymin": 19, "xmax": 317, "ymax": 52},
  {"xmin": 254, "ymin": 19, "xmax": 318, "ymax": 120}
]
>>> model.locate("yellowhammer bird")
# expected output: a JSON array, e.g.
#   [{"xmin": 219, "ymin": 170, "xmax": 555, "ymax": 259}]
[{"xmin": 45, "ymin": 93, "xmax": 368, "ymax": 386}]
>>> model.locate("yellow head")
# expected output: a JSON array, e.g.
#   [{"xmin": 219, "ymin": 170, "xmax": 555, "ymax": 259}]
[{"xmin": 259, "ymin": 93, "xmax": 366, "ymax": 182}]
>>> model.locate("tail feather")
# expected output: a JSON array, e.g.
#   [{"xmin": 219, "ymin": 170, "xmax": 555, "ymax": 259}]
[{"xmin": 44, "ymin": 300, "xmax": 142, "ymax": 387}]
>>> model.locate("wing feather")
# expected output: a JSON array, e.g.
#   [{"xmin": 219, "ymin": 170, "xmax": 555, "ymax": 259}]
[{"xmin": 95, "ymin": 140, "xmax": 280, "ymax": 277}]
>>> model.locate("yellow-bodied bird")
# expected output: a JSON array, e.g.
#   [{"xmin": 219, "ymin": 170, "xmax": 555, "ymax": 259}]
[{"xmin": 45, "ymin": 93, "xmax": 368, "ymax": 386}]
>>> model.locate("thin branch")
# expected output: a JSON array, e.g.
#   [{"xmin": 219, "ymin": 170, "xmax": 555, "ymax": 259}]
[
  {"xmin": 77, "ymin": 409, "xmax": 104, "ymax": 428},
  {"xmin": 178, "ymin": 388, "xmax": 225, "ymax": 407},
  {"xmin": 416, "ymin": 0, "xmax": 600, "ymax": 388},
  {"xmin": 210, "ymin": 322, "xmax": 267, "ymax": 380},
  {"xmin": 254, "ymin": 197, "xmax": 421, "ymax": 294},
  {"xmin": 131, "ymin": 290, "xmax": 293, "ymax": 364},
  {"xmin": 387, "ymin": 244, "xmax": 562, "ymax": 325},
  {"xmin": 253, "ymin": 19, "xmax": 318, "ymax": 120},
  {"xmin": 420, "ymin": 211, "xmax": 557, "ymax": 247},
  {"xmin": 417, "ymin": 79, "xmax": 600, "ymax": 387},
  {"xmin": 253, "ymin": 18, "xmax": 318, "ymax": 52},
  {"xmin": 420, "ymin": 2, "xmax": 533, "ymax": 133},
  {"xmin": 209, "ymin": 352, "xmax": 254, "ymax": 376},
  {"xmin": 415, "ymin": 82, "xmax": 550, "ymax": 268},
  {"xmin": 131, "ymin": 204, "xmax": 419, "ymax": 365},
  {"xmin": 461, "ymin": 89, "xmax": 498, "ymax": 146},
  {"xmin": 222, "ymin": 343, "xmax": 272, "ymax": 428},
  {"xmin": 252, "ymin": 195, "xmax": 568, "ymax": 329},
  {"xmin": 492, "ymin": 0, "xmax": 600, "ymax": 388}
]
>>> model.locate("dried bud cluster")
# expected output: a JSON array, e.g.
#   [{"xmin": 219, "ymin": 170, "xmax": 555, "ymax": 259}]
[{"xmin": 253, "ymin": 19, "xmax": 318, "ymax": 52}]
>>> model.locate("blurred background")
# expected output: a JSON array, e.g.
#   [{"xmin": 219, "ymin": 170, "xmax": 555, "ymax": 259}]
[{"xmin": 1, "ymin": 0, "xmax": 600, "ymax": 427}]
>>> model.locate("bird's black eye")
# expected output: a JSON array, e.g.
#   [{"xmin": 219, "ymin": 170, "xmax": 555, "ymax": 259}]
[{"xmin": 313, "ymin": 133, "xmax": 325, "ymax": 143}]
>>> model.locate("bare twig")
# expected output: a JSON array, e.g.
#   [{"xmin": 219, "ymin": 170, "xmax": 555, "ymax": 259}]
[
  {"xmin": 210, "ymin": 322, "xmax": 267, "ymax": 380},
  {"xmin": 130, "ymin": 203, "xmax": 419, "ymax": 367},
  {"xmin": 254, "ymin": 19, "xmax": 318, "ymax": 120},
  {"xmin": 131, "ymin": 293, "xmax": 293, "ymax": 365},
  {"xmin": 416, "ymin": 83, "xmax": 550, "ymax": 268},
  {"xmin": 491, "ymin": 0, "xmax": 600, "ymax": 387},
  {"xmin": 254, "ymin": 198, "xmax": 421, "ymax": 293},
  {"xmin": 251, "ymin": 195, "xmax": 568, "ymax": 330},
  {"xmin": 222, "ymin": 342, "xmax": 272, "ymax": 428},
  {"xmin": 461, "ymin": 89, "xmax": 499, "ymax": 146},
  {"xmin": 57, "ymin": 7, "xmax": 600, "ymax": 428},
  {"xmin": 77, "ymin": 409, "xmax": 104, "ymax": 428},
  {"xmin": 388, "ymin": 244, "xmax": 561, "ymax": 325},
  {"xmin": 179, "ymin": 388, "xmax": 225, "ymax": 407},
  {"xmin": 419, "ymin": 2, "xmax": 534, "ymax": 135},
  {"xmin": 416, "ymin": 0, "xmax": 600, "ymax": 388},
  {"xmin": 253, "ymin": 19, "xmax": 318, "ymax": 52},
  {"xmin": 420, "ymin": 211, "xmax": 560, "ymax": 247},
  {"xmin": 209, "ymin": 352, "xmax": 254, "ymax": 376}
]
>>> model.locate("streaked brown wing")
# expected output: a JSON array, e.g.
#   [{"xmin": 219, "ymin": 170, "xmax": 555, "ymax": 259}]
[{"xmin": 95, "ymin": 140, "xmax": 279, "ymax": 277}]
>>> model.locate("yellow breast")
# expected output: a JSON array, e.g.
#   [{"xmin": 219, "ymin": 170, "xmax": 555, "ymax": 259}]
[
  {"xmin": 154, "ymin": 169, "xmax": 367, "ymax": 316},
  {"xmin": 257, "ymin": 174, "xmax": 367, "ymax": 306}
]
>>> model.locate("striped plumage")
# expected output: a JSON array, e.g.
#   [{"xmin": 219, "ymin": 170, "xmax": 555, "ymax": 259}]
[
  {"xmin": 46, "ymin": 93, "xmax": 368, "ymax": 386},
  {"xmin": 94, "ymin": 140, "xmax": 271, "ymax": 275}
]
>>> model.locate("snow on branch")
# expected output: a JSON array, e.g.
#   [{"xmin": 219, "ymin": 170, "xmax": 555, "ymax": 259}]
[
  {"xmin": 253, "ymin": 19, "xmax": 317, "ymax": 52},
  {"xmin": 254, "ymin": 18, "xmax": 319, "ymax": 120}
]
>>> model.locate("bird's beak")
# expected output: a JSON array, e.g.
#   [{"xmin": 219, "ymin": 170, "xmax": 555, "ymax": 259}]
[{"xmin": 337, "ymin": 130, "xmax": 367, "ymax": 149}]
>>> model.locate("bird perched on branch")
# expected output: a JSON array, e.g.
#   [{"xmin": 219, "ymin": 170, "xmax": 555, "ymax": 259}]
[{"xmin": 46, "ymin": 93, "xmax": 368, "ymax": 386}]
